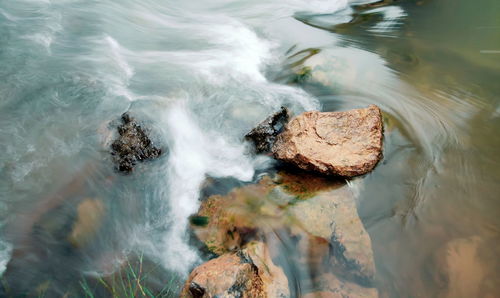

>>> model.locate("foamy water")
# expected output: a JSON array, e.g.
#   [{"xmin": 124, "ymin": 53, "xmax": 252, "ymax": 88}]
[
  {"xmin": 2, "ymin": 0, "xmax": 500, "ymax": 296},
  {"xmin": 0, "ymin": 0, "xmax": 348, "ymax": 280}
]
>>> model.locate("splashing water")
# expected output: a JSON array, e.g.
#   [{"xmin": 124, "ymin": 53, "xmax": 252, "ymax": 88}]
[
  {"xmin": 2, "ymin": 0, "xmax": 500, "ymax": 296},
  {"xmin": 0, "ymin": 0, "xmax": 343, "ymax": 283}
]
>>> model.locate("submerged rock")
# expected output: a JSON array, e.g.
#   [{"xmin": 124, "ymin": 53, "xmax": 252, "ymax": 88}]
[
  {"xmin": 181, "ymin": 241, "xmax": 289, "ymax": 298},
  {"xmin": 68, "ymin": 198, "xmax": 105, "ymax": 248},
  {"xmin": 272, "ymin": 105, "xmax": 383, "ymax": 177},
  {"xmin": 433, "ymin": 236, "xmax": 500, "ymax": 298},
  {"xmin": 304, "ymin": 273, "xmax": 378, "ymax": 298},
  {"xmin": 245, "ymin": 107, "xmax": 291, "ymax": 154},
  {"xmin": 193, "ymin": 177, "xmax": 282, "ymax": 255},
  {"xmin": 110, "ymin": 113, "xmax": 162, "ymax": 174},
  {"xmin": 191, "ymin": 171, "xmax": 376, "ymax": 289},
  {"xmin": 287, "ymin": 186, "xmax": 376, "ymax": 286}
]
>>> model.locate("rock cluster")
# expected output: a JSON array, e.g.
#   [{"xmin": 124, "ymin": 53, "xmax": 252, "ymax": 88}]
[
  {"xmin": 182, "ymin": 105, "xmax": 384, "ymax": 297},
  {"xmin": 181, "ymin": 242, "xmax": 289, "ymax": 298},
  {"xmin": 272, "ymin": 105, "xmax": 383, "ymax": 177},
  {"xmin": 186, "ymin": 171, "xmax": 378, "ymax": 297},
  {"xmin": 110, "ymin": 113, "xmax": 162, "ymax": 173}
]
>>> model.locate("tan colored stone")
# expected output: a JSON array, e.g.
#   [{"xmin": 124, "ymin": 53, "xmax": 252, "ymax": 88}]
[
  {"xmin": 294, "ymin": 233, "xmax": 331, "ymax": 276},
  {"xmin": 193, "ymin": 177, "xmax": 284, "ymax": 255},
  {"xmin": 180, "ymin": 242, "xmax": 289, "ymax": 298},
  {"xmin": 433, "ymin": 236, "xmax": 500, "ymax": 298},
  {"xmin": 287, "ymin": 185, "xmax": 375, "ymax": 286},
  {"xmin": 243, "ymin": 242, "xmax": 290, "ymax": 298},
  {"xmin": 440, "ymin": 237, "xmax": 484, "ymax": 298},
  {"xmin": 68, "ymin": 198, "xmax": 105, "ymax": 247},
  {"xmin": 272, "ymin": 105, "xmax": 383, "ymax": 177}
]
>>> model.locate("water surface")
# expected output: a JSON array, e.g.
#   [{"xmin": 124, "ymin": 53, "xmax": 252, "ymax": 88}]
[{"xmin": 1, "ymin": 0, "xmax": 499, "ymax": 297}]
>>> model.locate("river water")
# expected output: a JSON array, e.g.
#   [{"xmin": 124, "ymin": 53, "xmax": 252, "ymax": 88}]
[{"xmin": 0, "ymin": 0, "xmax": 499, "ymax": 297}]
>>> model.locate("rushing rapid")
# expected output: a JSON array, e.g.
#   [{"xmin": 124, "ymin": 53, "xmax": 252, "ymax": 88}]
[
  {"xmin": 0, "ymin": 0, "xmax": 343, "ymax": 291},
  {"xmin": 1, "ymin": 0, "xmax": 499, "ymax": 297}
]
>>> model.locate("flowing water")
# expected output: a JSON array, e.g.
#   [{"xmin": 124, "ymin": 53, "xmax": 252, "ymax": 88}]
[{"xmin": 0, "ymin": 0, "xmax": 499, "ymax": 297}]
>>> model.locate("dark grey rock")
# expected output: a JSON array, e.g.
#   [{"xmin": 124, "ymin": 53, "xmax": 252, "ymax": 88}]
[
  {"xmin": 110, "ymin": 113, "xmax": 162, "ymax": 174},
  {"xmin": 245, "ymin": 107, "xmax": 291, "ymax": 154}
]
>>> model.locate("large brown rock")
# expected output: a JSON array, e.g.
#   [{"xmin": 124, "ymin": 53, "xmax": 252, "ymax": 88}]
[
  {"xmin": 180, "ymin": 241, "xmax": 289, "ymax": 298},
  {"xmin": 272, "ymin": 105, "xmax": 383, "ymax": 177}
]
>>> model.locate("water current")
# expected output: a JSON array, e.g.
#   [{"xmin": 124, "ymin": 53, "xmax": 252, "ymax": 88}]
[{"xmin": 0, "ymin": 0, "xmax": 499, "ymax": 297}]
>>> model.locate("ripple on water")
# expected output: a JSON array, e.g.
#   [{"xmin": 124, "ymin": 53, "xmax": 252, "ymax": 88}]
[{"xmin": 2, "ymin": 0, "xmax": 500, "ymax": 296}]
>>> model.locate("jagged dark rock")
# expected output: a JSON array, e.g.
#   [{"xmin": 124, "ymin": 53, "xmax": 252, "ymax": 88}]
[
  {"xmin": 110, "ymin": 113, "xmax": 162, "ymax": 174},
  {"xmin": 189, "ymin": 282, "xmax": 206, "ymax": 298},
  {"xmin": 245, "ymin": 107, "xmax": 291, "ymax": 154}
]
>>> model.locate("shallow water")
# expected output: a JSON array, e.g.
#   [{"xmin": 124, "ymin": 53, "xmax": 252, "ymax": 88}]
[{"xmin": 1, "ymin": 0, "xmax": 499, "ymax": 297}]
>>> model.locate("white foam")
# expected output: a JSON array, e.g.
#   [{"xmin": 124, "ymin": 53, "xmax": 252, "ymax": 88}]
[
  {"xmin": 0, "ymin": 9, "xmax": 19, "ymax": 21},
  {"xmin": 105, "ymin": 36, "xmax": 134, "ymax": 80},
  {"xmin": 160, "ymin": 101, "xmax": 255, "ymax": 273},
  {"xmin": 188, "ymin": 0, "xmax": 348, "ymax": 18},
  {"xmin": 0, "ymin": 241, "xmax": 12, "ymax": 277},
  {"xmin": 369, "ymin": 6, "xmax": 407, "ymax": 34},
  {"xmin": 288, "ymin": 0, "xmax": 348, "ymax": 14},
  {"xmin": 19, "ymin": 10, "xmax": 61, "ymax": 52},
  {"xmin": 119, "ymin": 19, "xmax": 273, "ymax": 85},
  {"xmin": 347, "ymin": 178, "xmax": 365, "ymax": 205},
  {"xmin": 95, "ymin": 35, "xmax": 136, "ymax": 101},
  {"xmin": 198, "ymin": 20, "xmax": 274, "ymax": 83}
]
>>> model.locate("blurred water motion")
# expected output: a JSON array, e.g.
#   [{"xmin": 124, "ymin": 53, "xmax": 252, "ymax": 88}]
[{"xmin": 0, "ymin": 0, "xmax": 499, "ymax": 296}]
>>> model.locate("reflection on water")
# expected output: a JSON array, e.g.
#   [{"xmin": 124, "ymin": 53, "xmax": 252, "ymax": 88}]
[
  {"xmin": 1, "ymin": 0, "xmax": 500, "ymax": 297},
  {"xmin": 290, "ymin": 0, "xmax": 500, "ymax": 296}
]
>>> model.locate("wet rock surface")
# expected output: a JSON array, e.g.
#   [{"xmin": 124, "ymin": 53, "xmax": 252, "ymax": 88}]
[
  {"xmin": 272, "ymin": 105, "xmax": 383, "ymax": 177},
  {"xmin": 0, "ymin": 165, "xmax": 101, "ymax": 296},
  {"xmin": 288, "ymin": 186, "xmax": 376, "ymax": 286},
  {"xmin": 245, "ymin": 107, "xmax": 291, "ymax": 154},
  {"xmin": 304, "ymin": 273, "xmax": 378, "ymax": 298},
  {"xmin": 110, "ymin": 113, "xmax": 162, "ymax": 173},
  {"xmin": 189, "ymin": 171, "xmax": 377, "ymax": 297},
  {"xmin": 193, "ymin": 176, "xmax": 282, "ymax": 255},
  {"xmin": 180, "ymin": 241, "xmax": 289, "ymax": 298}
]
